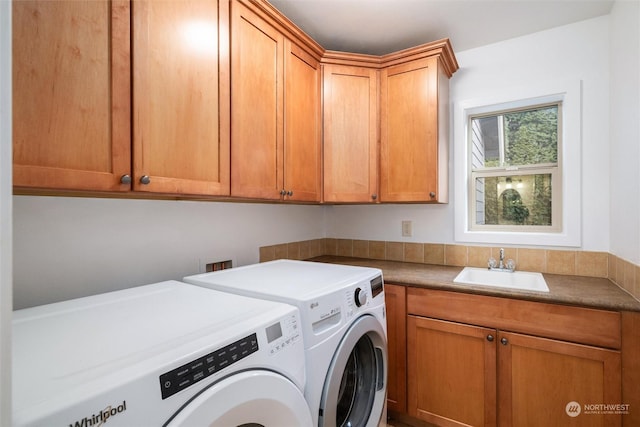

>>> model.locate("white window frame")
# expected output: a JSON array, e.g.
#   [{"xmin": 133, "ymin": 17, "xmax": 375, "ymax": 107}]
[{"xmin": 454, "ymin": 80, "xmax": 582, "ymax": 247}]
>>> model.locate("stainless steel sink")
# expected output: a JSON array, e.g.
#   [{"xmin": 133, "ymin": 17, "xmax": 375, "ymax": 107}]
[{"xmin": 453, "ymin": 267, "xmax": 549, "ymax": 292}]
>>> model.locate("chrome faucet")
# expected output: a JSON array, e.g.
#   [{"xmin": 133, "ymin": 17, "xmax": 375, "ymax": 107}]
[{"xmin": 488, "ymin": 248, "xmax": 515, "ymax": 272}]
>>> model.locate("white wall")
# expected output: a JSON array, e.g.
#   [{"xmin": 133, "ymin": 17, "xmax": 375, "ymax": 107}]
[
  {"xmin": 0, "ymin": 0, "xmax": 11, "ymax": 423},
  {"xmin": 13, "ymin": 196, "xmax": 325, "ymax": 309},
  {"xmin": 609, "ymin": 0, "xmax": 640, "ymax": 264},
  {"xmin": 327, "ymin": 15, "xmax": 612, "ymax": 252}
]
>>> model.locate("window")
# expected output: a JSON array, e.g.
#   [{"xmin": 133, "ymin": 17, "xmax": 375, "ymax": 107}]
[
  {"xmin": 470, "ymin": 103, "xmax": 561, "ymax": 231},
  {"xmin": 454, "ymin": 80, "xmax": 582, "ymax": 247}
]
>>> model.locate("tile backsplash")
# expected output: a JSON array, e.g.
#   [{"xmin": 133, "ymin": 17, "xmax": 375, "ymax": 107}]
[{"xmin": 259, "ymin": 238, "xmax": 640, "ymax": 301}]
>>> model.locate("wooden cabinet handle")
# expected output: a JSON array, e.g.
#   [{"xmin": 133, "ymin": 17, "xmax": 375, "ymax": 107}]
[
  {"xmin": 501, "ymin": 337, "xmax": 509, "ymax": 346},
  {"xmin": 487, "ymin": 334, "xmax": 494, "ymax": 342}
]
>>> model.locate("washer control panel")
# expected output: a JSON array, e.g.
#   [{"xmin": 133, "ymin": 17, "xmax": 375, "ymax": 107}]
[
  {"xmin": 267, "ymin": 313, "xmax": 301, "ymax": 356},
  {"xmin": 344, "ymin": 275, "xmax": 384, "ymax": 317},
  {"xmin": 159, "ymin": 333, "xmax": 258, "ymax": 399},
  {"xmin": 370, "ymin": 275, "xmax": 384, "ymax": 298},
  {"xmin": 354, "ymin": 287, "xmax": 367, "ymax": 307}
]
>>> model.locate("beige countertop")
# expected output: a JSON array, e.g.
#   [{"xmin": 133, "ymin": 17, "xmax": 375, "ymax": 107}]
[{"xmin": 310, "ymin": 256, "xmax": 640, "ymax": 312}]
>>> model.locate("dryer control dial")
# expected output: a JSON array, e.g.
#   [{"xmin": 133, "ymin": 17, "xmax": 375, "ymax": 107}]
[{"xmin": 354, "ymin": 287, "xmax": 367, "ymax": 307}]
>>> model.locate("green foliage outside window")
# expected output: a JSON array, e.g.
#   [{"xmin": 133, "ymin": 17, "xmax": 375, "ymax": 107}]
[
  {"xmin": 504, "ymin": 106, "xmax": 558, "ymax": 166},
  {"xmin": 473, "ymin": 104, "xmax": 558, "ymax": 227}
]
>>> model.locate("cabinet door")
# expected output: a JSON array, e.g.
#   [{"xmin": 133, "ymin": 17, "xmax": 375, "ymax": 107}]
[
  {"xmin": 323, "ymin": 64, "xmax": 378, "ymax": 203},
  {"xmin": 230, "ymin": 2, "xmax": 283, "ymax": 200},
  {"xmin": 385, "ymin": 284, "xmax": 407, "ymax": 414},
  {"xmin": 380, "ymin": 56, "xmax": 444, "ymax": 202},
  {"xmin": 132, "ymin": 0, "xmax": 230, "ymax": 195},
  {"xmin": 283, "ymin": 41, "xmax": 321, "ymax": 202},
  {"xmin": 498, "ymin": 331, "xmax": 622, "ymax": 427},
  {"xmin": 13, "ymin": 0, "xmax": 131, "ymax": 191},
  {"xmin": 407, "ymin": 315, "xmax": 497, "ymax": 427}
]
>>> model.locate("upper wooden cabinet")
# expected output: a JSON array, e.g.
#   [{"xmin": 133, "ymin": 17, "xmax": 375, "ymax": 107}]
[
  {"xmin": 230, "ymin": 1, "xmax": 321, "ymax": 201},
  {"xmin": 230, "ymin": 1, "xmax": 283, "ymax": 200},
  {"xmin": 132, "ymin": 0, "xmax": 230, "ymax": 195},
  {"xmin": 321, "ymin": 41, "xmax": 457, "ymax": 204},
  {"xmin": 13, "ymin": 0, "xmax": 230, "ymax": 196},
  {"xmin": 283, "ymin": 41, "xmax": 322, "ymax": 202},
  {"xmin": 380, "ymin": 54, "xmax": 451, "ymax": 203},
  {"xmin": 13, "ymin": 0, "xmax": 455, "ymax": 203},
  {"xmin": 13, "ymin": 0, "xmax": 131, "ymax": 192},
  {"xmin": 323, "ymin": 64, "xmax": 379, "ymax": 203}
]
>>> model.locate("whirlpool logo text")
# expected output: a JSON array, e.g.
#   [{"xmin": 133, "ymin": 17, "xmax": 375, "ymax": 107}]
[{"xmin": 69, "ymin": 401, "xmax": 127, "ymax": 427}]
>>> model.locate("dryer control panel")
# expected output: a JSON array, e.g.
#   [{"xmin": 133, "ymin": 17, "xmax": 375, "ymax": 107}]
[{"xmin": 159, "ymin": 333, "xmax": 258, "ymax": 399}]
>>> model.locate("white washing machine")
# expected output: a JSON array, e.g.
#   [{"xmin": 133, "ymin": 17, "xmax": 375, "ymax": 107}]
[
  {"xmin": 184, "ymin": 259, "xmax": 388, "ymax": 427},
  {"xmin": 12, "ymin": 280, "xmax": 312, "ymax": 427}
]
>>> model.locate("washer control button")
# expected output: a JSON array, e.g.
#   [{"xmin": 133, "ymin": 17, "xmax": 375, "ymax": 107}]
[{"xmin": 354, "ymin": 287, "xmax": 367, "ymax": 307}]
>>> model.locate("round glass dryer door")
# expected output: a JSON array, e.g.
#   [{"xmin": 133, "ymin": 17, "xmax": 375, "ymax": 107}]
[
  {"xmin": 319, "ymin": 315, "xmax": 387, "ymax": 427},
  {"xmin": 165, "ymin": 370, "xmax": 312, "ymax": 427}
]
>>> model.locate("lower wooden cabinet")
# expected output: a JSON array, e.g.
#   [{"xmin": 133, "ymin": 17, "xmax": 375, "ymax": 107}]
[
  {"xmin": 498, "ymin": 330, "xmax": 621, "ymax": 427},
  {"xmin": 385, "ymin": 284, "xmax": 407, "ymax": 413},
  {"xmin": 407, "ymin": 316, "xmax": 496, "ymax": 426},
  {"xmin": 407, "ymin": 316, "xmax": 621, "ymax": 427},
  {"xmin": 389, "ymin": 286, "xmax": 627, "ymax": 427}
]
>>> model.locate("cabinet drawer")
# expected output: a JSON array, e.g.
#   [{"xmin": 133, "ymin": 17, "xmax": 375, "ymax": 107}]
[{"xmin": 407, "ymin": 287, "xmax": 621, "ymax": 349}]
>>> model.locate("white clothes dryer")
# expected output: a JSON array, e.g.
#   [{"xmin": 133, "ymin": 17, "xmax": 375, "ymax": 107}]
[
  {"xmin": 184, "ymin": 260, "xmax": 388, "ymax": 427},
  {"xmin": 12, "ymin": 280, "xmax": 311, "ymax": 427}
]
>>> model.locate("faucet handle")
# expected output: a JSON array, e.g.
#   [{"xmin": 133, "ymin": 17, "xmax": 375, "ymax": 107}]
[
  {"xmin": 506, "ymin": 259, "xmax": 516, "ymax": 271},
  {"xmin": 488, "ymin": 257, "xmax": 497, "ymax": 269}
]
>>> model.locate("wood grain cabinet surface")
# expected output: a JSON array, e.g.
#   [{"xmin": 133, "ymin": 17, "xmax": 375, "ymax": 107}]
[
  {"xmin": 322, "ymin": 64, "xmax": 379, "ymax": 203},
  {"xmin": 13, "ymin": 0, "xmax": 131, "ymax": 192},
  {"xmin": 322, "ymin": 40, "xmax": 457, "ymax": 204},
  {"xmin": 13, "ymin": 0, "xmax": 230, "ymax": 196},
  {"xmin": 497, "ymin": 330, "xmax": 621, "ymax": 427},
  {"xmin": 393, "ymin": 286, "xmax": 626, "ymax": 427},
  {"xmin": 132, "ymin": 0, "xmax": 230, "ymax": 195},
  {"xmin": 283, "ymin": 41, "xmax": 322, "ymax": 202},
  {"xmin": 385, "ymin": 284, "xmax": 407, "ymax": 413},
  {"xmin": 407, "ymin": 315, "xmax": 497, "ymax": 426},
  {"xmin": 13, "ymin": 0, "xmax": 455, "ymax": 203},
  {"xmin": 230, "ymin": 1, "xmax": 321, "ymax": 202},
  {"xmin": 380, "ymin": 56, "xmax": 450, "ymax": 203}
]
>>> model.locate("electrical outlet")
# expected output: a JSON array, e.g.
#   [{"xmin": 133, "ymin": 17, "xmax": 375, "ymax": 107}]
[
  {"xmin": 402, "ymin": 220, "xmax": 412, "ymax": 237},
  {"xmin": 205, "ymin": 260, "xmax": 233, "ymax": 272}
]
